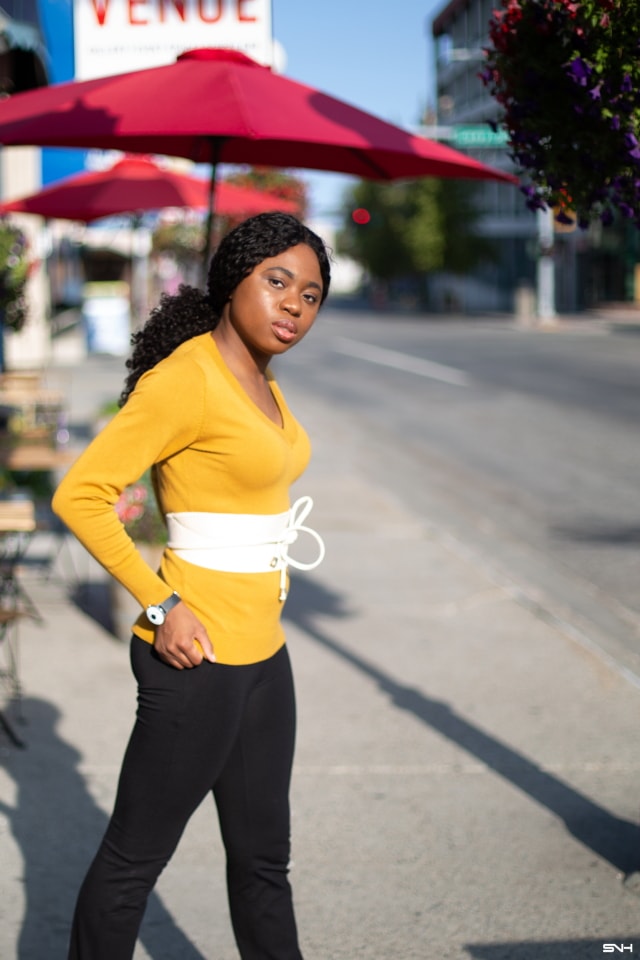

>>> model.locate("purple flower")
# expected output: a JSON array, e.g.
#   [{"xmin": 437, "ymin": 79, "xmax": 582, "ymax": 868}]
[
  {"xmin": 624, "ymin": 133, "xmax": 640, "ymax": 160},
  {"xmin": 621, "ymin": 74, "xmax": 633, "ymax": 93},
  {"xmin": 567, "ymin": 57, "xmax": 592, "ymax": 86},
  {"xmin": 611, "ymin": 116, "xmax": 621, "ymax": 131}
]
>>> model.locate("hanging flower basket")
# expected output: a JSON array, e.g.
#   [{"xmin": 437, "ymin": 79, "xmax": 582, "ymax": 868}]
[{"xmin": 481, "ymin": 0, "xmax": 640, "ymax": 227}]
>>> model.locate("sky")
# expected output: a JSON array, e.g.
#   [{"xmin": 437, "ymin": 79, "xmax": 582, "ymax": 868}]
[{"xmin": 267, "ymin": 0, "xmax": 447, "ymax": 222}]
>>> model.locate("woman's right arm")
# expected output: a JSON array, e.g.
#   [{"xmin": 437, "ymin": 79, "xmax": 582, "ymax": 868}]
[
  {"xmin": 53, "ymin": 356, "xmax": 216, "ymax": 666},
  {"xmin": 52, "ymin": 356, "xmax": 202, "ymax": 616}
]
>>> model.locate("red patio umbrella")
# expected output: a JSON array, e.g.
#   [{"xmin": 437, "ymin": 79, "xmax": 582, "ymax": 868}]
[
  {"xmin": 0, "ymin": 47, "xmax": 516, "ymax": 262},
  {"xmin": 0, "ymin": 154, "xmax": 297, "ymax": 221}
]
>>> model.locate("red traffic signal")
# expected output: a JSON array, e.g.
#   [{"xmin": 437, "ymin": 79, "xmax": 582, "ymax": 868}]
[{"xmin": 352, "ymin": 207, "xmax": 371, "ymax": 224}]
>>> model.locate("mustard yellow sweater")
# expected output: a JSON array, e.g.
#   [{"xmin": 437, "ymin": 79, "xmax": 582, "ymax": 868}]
[{"xmin": 52, "ymin": 333, "xmax": 312, "ymax": 665}]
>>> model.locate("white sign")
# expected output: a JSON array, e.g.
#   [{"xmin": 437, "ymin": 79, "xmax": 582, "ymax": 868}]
[{"xmin": 73, "ymin": 0, "xmax": 273, "ymax": 79}]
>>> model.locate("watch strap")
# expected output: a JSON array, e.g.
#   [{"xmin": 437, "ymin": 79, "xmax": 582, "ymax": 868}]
[{"xmin": 161, "ymin": 591, "xmax": 181, "ymax": 615}]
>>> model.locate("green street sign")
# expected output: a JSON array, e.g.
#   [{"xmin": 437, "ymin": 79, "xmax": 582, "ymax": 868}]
[{"xmin": 452, "ymin": 125, "xmax": 509, "ymax": 148}]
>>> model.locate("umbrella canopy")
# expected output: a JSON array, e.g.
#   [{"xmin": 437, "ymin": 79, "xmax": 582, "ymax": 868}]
[
  {"xmin": 0, "ymin": 155, "xmax": 297, "ymax": 221},
  {"xmin": 0, "ymin": 48, "xmax": 514, "ymax": 184}
]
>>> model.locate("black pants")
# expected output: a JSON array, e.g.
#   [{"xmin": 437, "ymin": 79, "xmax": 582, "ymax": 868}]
[{"xmin": 68, "ymin": 638, "xmax": 303, "ymax": 960}]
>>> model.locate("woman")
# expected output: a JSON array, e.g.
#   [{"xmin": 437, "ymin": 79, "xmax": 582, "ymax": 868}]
[{"xmin": 52, "ymin": 211, "xmax": 331, "ymax": 960}]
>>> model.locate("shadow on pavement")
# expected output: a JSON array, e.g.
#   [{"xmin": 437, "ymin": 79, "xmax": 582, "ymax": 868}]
[
  {"xmin": 284, "ymin": 574, "xmax": 640, "ymax": 878},
  {"xmin": 70, "ymin": 580, "xmax": 115, "ymax": 635},
  {"xmin": 551, "ymin": 521, "xmax": 640, "ymax": 545},
  {"xmin": 0, "ymin": 697, "xmax": 207, "ymax": 960},
  {"xmin": 610, "ymin": 324, "xmax": 640, "ymax": 335}
]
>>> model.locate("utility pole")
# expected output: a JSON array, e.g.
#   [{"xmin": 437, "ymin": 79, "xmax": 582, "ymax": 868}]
[{"xmin": 536, "ymin": 206, "xmax": 557, "ymax": 323}]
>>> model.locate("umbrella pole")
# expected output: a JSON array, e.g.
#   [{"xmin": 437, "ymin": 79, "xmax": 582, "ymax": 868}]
[
  {"xmin": 201, "ymin": 160, "xmax": 218, "ymax": 289},
  {"xmin": 130, "ymin": 212, "xmax": 147, "ymax": 325}
]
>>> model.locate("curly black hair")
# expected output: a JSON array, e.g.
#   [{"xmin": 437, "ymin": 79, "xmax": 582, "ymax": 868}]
[{"xmin": 119, "ymin": 212, "xmax": 331, "ymax": 405}]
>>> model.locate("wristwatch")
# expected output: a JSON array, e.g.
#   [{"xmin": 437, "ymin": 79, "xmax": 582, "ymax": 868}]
[{"xmin": 146, "ymin": 591, "xmax": 181, "ymax": 625}]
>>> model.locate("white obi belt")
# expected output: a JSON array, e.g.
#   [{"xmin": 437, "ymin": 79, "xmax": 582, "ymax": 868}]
[{"xmin": 166, "ymin": 495, "xmax": 325, "ymax": 601}]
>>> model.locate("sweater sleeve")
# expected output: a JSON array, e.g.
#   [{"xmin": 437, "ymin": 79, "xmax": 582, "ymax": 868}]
[{"xmin": 52, "ymin": 355, "xmax": 205, "ymax": 608}]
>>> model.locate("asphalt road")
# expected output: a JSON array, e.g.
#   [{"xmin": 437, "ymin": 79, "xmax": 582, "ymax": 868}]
[{"xmin": 275, "ymin": 309, "xmax": 640, "ymax": 683}]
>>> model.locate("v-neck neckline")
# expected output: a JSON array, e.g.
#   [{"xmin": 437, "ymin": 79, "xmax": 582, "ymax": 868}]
[{"xmin": 206, "ymin": 334, "xmax": 288, "ymax": 434}]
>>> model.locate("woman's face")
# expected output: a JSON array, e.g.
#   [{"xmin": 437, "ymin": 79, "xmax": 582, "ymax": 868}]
[{"xmin": 220, "ymin": 242, "xmax": 324, "ymax": 361}]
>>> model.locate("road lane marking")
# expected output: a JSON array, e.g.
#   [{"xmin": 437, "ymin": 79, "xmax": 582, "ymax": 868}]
[{"xmin": 334, "ymin": 336, "xmax": 470, "ymax": 387}]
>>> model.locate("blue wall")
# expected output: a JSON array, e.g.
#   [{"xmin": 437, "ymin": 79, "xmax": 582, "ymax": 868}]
[{"xmin": 38, "ymin": 0, "xmax": 88, "ymax": 184}]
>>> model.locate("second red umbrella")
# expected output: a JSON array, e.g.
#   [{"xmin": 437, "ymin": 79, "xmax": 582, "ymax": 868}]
[{"xmin": 0, "ymin": 155, "xmax": 297, "ymax": 221}]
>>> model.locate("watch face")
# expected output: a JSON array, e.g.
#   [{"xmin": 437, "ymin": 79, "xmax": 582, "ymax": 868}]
[
  {"xmin": 146, "ymin": 593, "xmax": 179, "ymax": 626},
  {"xmin": 146, "ymin": 605, "xmax": 165, "ymax": 625}
]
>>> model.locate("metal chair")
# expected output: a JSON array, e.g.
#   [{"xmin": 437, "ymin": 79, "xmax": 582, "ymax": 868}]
[
  {"xmin": 0, "ymin": 499, "xmax": 39, "ymax": 747},
  {"xmin": 0, "ymin": 500, "xmax": 42, "ymax": 619},
  {"xmin": 0, "ymin": 608, "xmax": 28, "ymax": 746}
]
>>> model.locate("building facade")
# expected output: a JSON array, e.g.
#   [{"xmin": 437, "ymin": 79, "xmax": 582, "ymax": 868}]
[{"xmin": 0, "ymin": 1, "xmax": 49, "ymax": 95}]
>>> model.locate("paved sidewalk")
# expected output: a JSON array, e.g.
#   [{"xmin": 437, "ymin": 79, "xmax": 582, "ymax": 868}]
[{"xmin": 1, "ymin": 342, "xmax": 639, "ymax": 959}]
